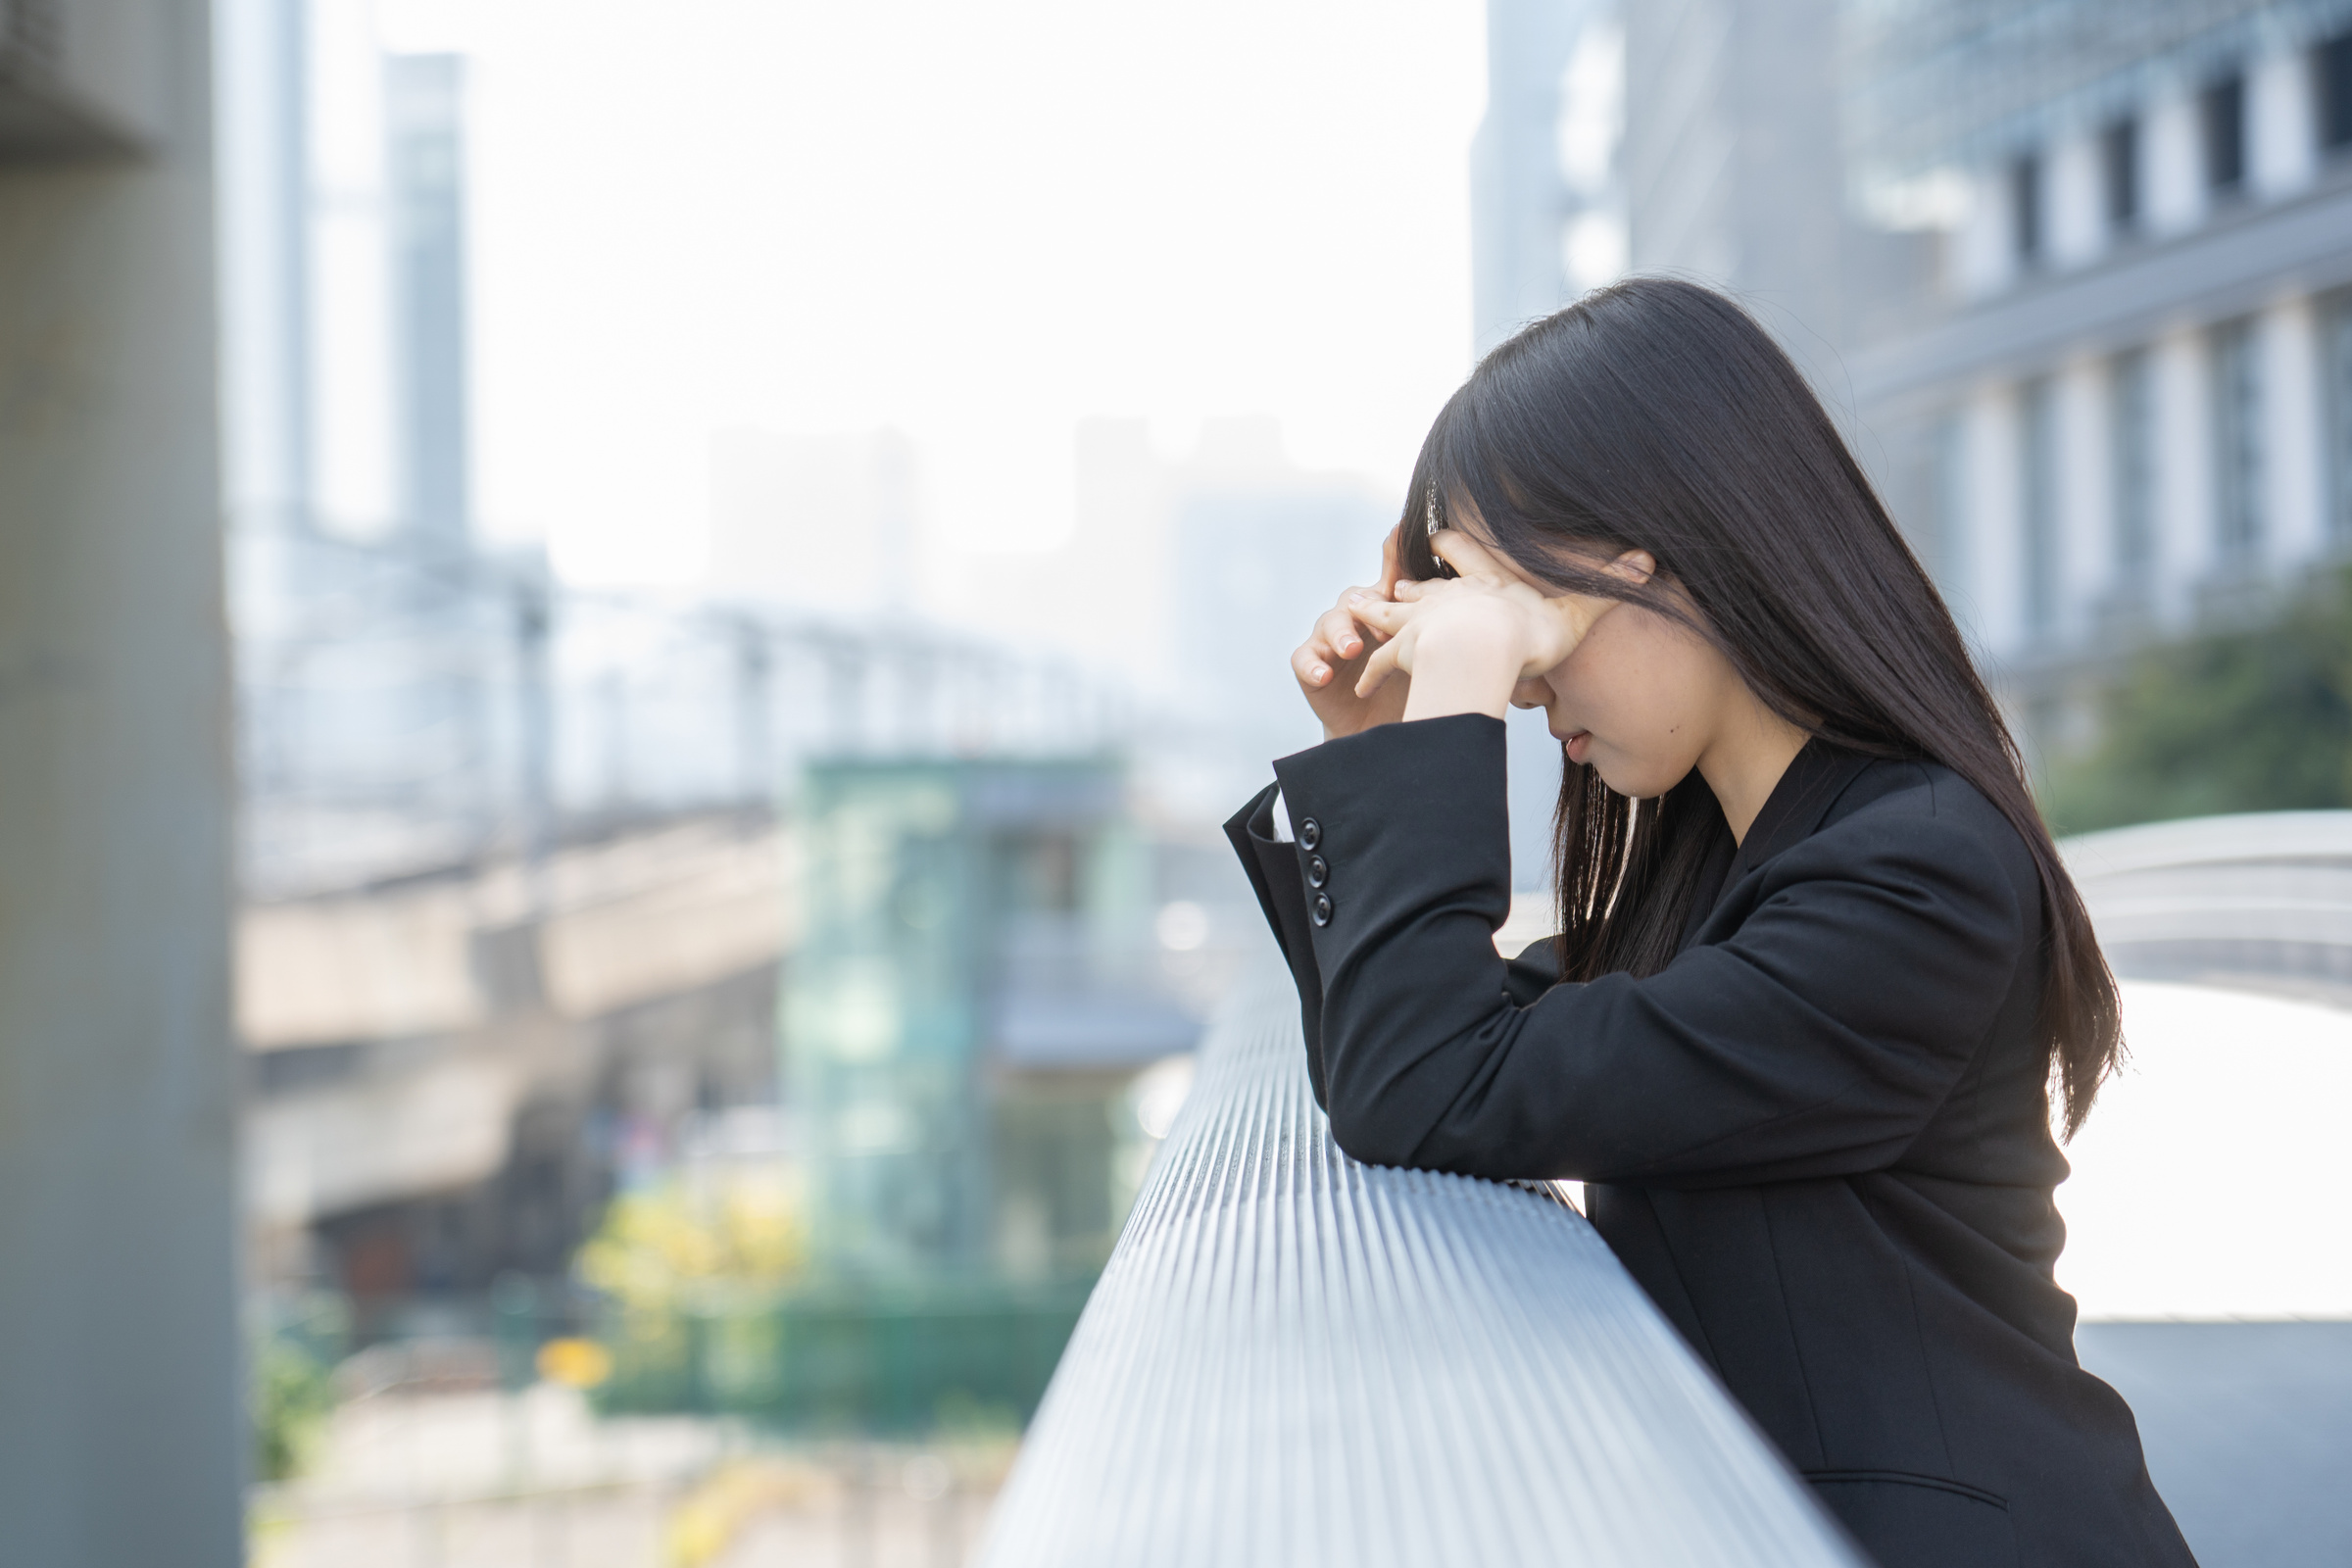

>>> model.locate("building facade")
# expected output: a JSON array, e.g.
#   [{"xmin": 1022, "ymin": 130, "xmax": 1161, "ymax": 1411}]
[
  {"xmin": 786, "ymin": 757, "xmax": 1200, "ymax": 1283},
  {"xmin": 1470, "ymin": 0, "xmax": 1626, "ymax": 357},
  {"xmin": 1843, "ymin": 1, "xmax": 2352, "ymax": 762},
  {"xmin": 1599, "ymin": 0, "xmax": 2352, "ymax": 769}
]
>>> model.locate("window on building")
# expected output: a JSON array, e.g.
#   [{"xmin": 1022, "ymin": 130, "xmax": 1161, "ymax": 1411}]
[
  {"xmin": 2319, "ymin": 31, "xmax": 2352, "ymax": 152},
  {"xmin": 2021, "ymin": 377, "xmax": 2059, "ymax": 640},
  {"xmin": 2326, "ymin": 294, "xmax": 2352, "ymax": 546},
  {"xmin": 2110, "ymin": 349, "xmax": 2155, "ymax": 596},
  {"xmin": 2203, "ymin": 72, "xmax": 2247, "ymax": 193},
  {"xmin": 2101, "ymin": 117, "xmax": 2139, "ymax": 236},
  {"xmin": 996, "ymin": 830, "xmax": 1082, "ymax": 913},
  {"xmin": 2212, "ymin": 318, "xmax": 2264, "ymax": 562},
  {"xmin": 2009, "ymin": 152, "xmax": 2042, "ymax": 266}
]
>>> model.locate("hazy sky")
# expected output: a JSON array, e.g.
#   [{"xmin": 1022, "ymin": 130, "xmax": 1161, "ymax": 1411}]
[{"xmin": 379, "ymin": 0, "xmax": 1487, "ymax": 595}]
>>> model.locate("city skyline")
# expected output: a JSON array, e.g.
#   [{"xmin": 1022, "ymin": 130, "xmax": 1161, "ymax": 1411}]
[{"xmin": 361, "ymin": 0, "xmax": 1489, "ymax": 650}]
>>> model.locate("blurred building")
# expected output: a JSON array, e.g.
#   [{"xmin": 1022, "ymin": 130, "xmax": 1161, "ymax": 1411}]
[
  {"xmin": 1621, "ymin": 0, "xmax": 1936, "ymax": 401},
  {"xmin": 1466, "ymin": 2, "xmax": 1625, "ymax": 887},
  {"xmin": 1471, "ymin": 0, "xmax": 1626, "ymax": 357},
  {"xmin": 1839, "ymin": 1, "xmax": 2352, "ymax": 760},
  {"xmin": 220, "ymin": 0, "xmax": 522, "ymax": 888},
  {"xmin": 956, "ymin": 416, "xmax": 1394, "ymax": 823},
  {"xmin": 788, "ymin": 758, "xmax": 1204, "ymax": 1283},
  {"xmin": 1551, "ymin": 1, "xmax": 2352, "ymax": 768},
  {"xmin": 1162, "ymin": 419, "xmax": 1400, "ymax": 809},
  {"xmin": 215, "ymin": 0, "xmax": 1151, "ymax": 1324}
]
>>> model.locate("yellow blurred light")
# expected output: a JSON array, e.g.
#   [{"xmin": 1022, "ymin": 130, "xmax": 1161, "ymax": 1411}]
[{"xmin": 536, "ymin": 1337, "xmax": 613, "ymax": 1389}]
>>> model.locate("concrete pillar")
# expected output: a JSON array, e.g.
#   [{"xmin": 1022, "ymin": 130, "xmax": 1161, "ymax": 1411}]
[
  {"xmin": 0, "ymin": 2, "xmax": 240, "ymax": 1564},
  {"xmin": 2144, "ymin": 77, "xmax": 2206, "ymax": 239},
  {"xmin": 2152, "ymin": 324, "xmax": 2215, "ymax": 619},
  {"xmin": 2263, "ymin": 292, "xmax": 2327, "ymax": 572},
  {"xmin": 1963, "ymin": 381, "xmax": 2026, "ymax": 659},
  {"xmin": 2250, "ymin": 37, "xmax": 2318, "ymax": 201},
  {"xmin": 1952, "ymin": 166, "xmax": 2016, "ymax": 302},
  {"xmin": 2054, "ymin": 355, "xmax": 2111, "ymax": 635},
  {"xmin": 2046, "ymin": 129, "xmax": 2104, "ymax": 271}
]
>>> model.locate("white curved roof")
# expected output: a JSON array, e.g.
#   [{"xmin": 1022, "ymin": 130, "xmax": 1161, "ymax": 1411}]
[{"xmin": 2060, "ymin": 811, "xmax": 2352, "ymax": 1002}]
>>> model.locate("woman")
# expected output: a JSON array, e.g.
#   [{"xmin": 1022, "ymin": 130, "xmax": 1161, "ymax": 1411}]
[{"xmin": 1223, "ymin": 279, "xmax": 2194, "ymax": 1568}]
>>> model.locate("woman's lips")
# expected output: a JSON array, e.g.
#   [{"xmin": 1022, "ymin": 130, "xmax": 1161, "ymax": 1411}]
[{"xmin": 1565, "ymin": 730, "xmax": 1592, "ymax": 764}]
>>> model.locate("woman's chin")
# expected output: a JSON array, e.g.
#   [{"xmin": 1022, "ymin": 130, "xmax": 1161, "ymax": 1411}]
[{"xmin": 1581, "ymin": 749, "xmax": 1681, "ymax": 799}]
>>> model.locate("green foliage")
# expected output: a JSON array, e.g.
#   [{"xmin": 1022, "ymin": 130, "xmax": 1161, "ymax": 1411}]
[
  {"xmin": 577, "ymin": 1168, "xmax": 807, "ymax": 1313},
  {"xmin": 588, "ymin": 1277, "xmax": 1092, "ymax": 1436},
  {"xmin": 252, "ymin": 1336, "xmax": 335, "ymax": 1483},
  {"xmin": 2043, "ymin": 570, "xmax": 2352, "ymax": 834}
]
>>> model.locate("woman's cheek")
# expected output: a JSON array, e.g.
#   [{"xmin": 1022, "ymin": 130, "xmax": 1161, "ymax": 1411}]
[{"xmin": 1587, "ymin": 700, "xmax": 1701, "ymax": 794}]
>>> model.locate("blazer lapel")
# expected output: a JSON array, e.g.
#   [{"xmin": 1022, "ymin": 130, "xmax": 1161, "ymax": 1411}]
[{"xmin": 1719, "ymin": 742, "xmax": 1876, "ymax": 895}]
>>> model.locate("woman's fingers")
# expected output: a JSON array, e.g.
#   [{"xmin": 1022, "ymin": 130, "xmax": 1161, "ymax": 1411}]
[
  {"xmin": 1354, "ymin": 628, "xmax": 1408, "ymax": 698},
  {"xmin": 1377, "ymin": 525, "xmax": 1403, "ymax": 599},
  {"xmin": 1320, "ymin": 600, "xmax": 1375, "ymax": 661},
  {"xmin": 1295, "ymin": 579, "xmax": 1405, "ymax": 698},
  {"xmin": 1351, "ymin": 594, "xmax": 1412, "ymax": 634}
]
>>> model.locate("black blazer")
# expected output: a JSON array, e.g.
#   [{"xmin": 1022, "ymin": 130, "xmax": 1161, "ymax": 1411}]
[{"xmin": 1225, "ymin": 714, "xmax": 2194, "ymax": 1568}]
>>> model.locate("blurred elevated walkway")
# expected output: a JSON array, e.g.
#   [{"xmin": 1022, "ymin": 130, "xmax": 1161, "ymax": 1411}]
[{"xmin": 242, "ymin": 809, "xmax": 791, "ymax": 1246}]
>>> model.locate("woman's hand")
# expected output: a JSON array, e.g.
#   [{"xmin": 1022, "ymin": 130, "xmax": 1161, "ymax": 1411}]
[
  {"xmin": 1293, "ymin": 527, "xmax": 1413, "ymax": 740},
  {"xmin": 1353, "ymin": 529, "xmax": 1644, "ymax": 722}
]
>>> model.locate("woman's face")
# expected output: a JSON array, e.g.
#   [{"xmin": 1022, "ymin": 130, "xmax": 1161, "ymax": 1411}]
[{"xmin": 1485, "ymin": 543, "xmax": 1750, "ymax": 799}]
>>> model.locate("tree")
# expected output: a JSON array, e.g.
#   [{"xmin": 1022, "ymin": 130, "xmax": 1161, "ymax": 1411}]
[{"xmin": 2041, "ymin": 570, "xmax": 2352, "ymax": 834}]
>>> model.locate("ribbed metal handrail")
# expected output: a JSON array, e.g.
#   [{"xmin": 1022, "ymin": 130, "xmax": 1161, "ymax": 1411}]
[{"xmin": 973, "ymin": 968, "xmax": 1864, "ymax": 1568}]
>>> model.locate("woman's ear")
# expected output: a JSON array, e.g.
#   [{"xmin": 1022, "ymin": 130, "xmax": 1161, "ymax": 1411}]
[{"xmin": 1606, "ymin": 549, "xmax": 1657, "ymax": 586}]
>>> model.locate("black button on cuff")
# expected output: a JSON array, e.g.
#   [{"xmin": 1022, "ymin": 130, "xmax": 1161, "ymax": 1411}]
[
  {"xmin": 1311, "ymin": 893, "xmax": 1334, "ymax": 927},
  {"xmin": 1305, "ymin": 855, "xmax": 1329, "ymax": 888},
  {"xmin": 1298, "ymin": 816, "xmax": 1322, "ymax": 852}
]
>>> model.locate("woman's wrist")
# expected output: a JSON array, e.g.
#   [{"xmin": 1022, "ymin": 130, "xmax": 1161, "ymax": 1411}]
[{"xmin": 1399, "ymin": 617, "xmax": 1519, "ymax": 723}]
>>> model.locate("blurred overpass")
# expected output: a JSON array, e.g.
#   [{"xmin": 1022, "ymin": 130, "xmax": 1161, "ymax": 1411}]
[{"xmin": 239, "ymin": 810, "xmax": 792, "ymax": 1287}]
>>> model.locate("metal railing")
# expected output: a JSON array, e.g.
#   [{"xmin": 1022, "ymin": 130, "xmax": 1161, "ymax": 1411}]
[{"xmin": 973, "ymin": 967, "xmax": 1864, "ymax": 1568}]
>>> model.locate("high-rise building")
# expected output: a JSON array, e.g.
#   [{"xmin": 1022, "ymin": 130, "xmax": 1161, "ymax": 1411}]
[
  {"xmin": 220, "ymin": 0, "xmax": 514, "ymax": 890},
  {"xmin": 1470, "ymin": 0, "xmax": 1625, "ymax": 357},
  {"xmin": 387, "ymin": 52, "xmax": 473, "ymax": 546},
  {"xmin": 1834, "ymin": 1, "xmax": 2352, "ymax": 757},
  {"xmin": 950, "ymin": 416, "xmax": 1394, "ymax": 826},
  {"xmin": 1620, "ymin": 0, "xmax": 1936, "ymax": 413},
  {"xmin": 1593, "ymin": 1, "xmax": 2352, "ymax": 767}
]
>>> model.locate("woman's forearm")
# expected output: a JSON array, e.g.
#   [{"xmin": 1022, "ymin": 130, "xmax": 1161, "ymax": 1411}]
[{"xmin": 1398, "ymin": 618, "xmax": 1520, "ymax": 723}]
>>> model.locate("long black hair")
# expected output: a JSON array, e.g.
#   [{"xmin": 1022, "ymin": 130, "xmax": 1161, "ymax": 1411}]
[{"xmin": 1396, "ymin": 277, "xmax": 2121, "ymax": 1136}]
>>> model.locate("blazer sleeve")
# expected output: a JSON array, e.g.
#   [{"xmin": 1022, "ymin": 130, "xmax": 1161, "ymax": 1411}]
[
  {"xmin": 1222, "ymin": 783, "xmax": 1331, "ymax": 1110},
  {"xmin": 1274, "ymin": 713, "xmax": 2032, "ymax": 1187}
]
